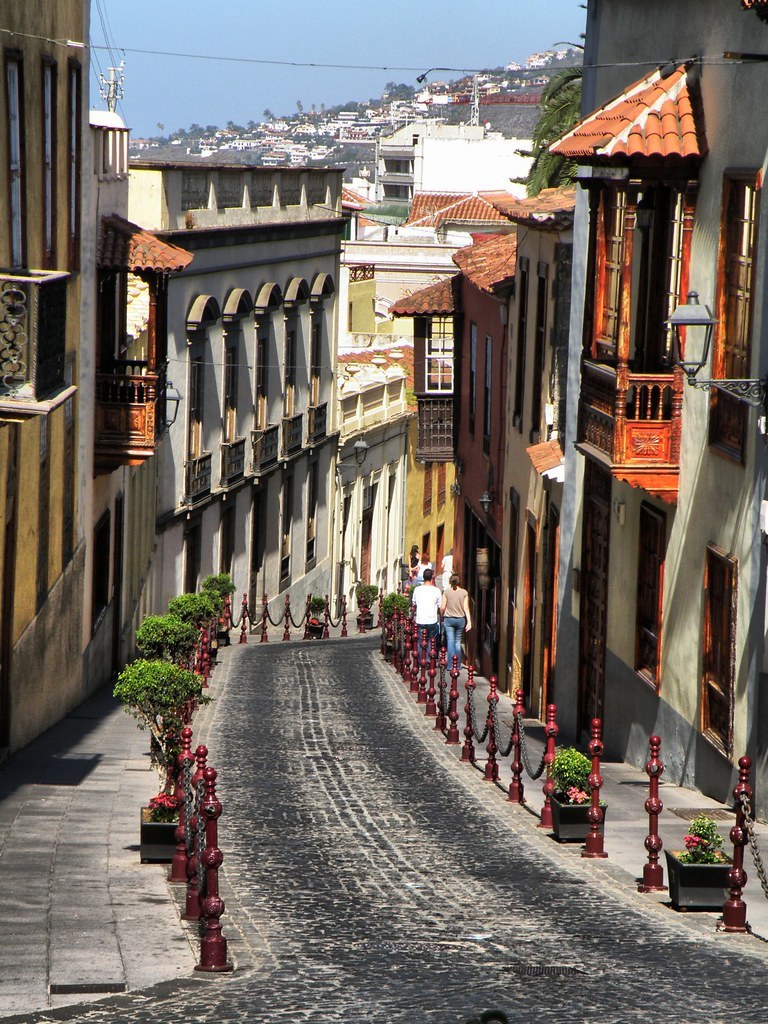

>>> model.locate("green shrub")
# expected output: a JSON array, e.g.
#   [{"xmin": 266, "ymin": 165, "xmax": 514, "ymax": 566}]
[
  {"xmin": 679, "ymin": 814, "xmax": 727, "ymax": 864},
  {"xmin": 201, "ymin": 573, "xmax": 236, "ymax": 605},
  {"xmin": 550, "ymin": 746, "xmax": 591, "ymax": 803},
  {"xmin": 168, "ymin": 591, "xmax": 219, "ymax": 627},
  {"xmin": 113, "ymin": 659, "xmax": 210, "ymax": 784},
  {"xmin": 309, "ymin": 595, "xmax": 327, "ymax": 616},
  {"xmin": 136, "ymin": 614, "xmax": 198, "ymax": 664},
  {"xmin": 356, "ymin": 582, "xmax": 380, "ymax": 609},
  {"xmin": 381, "ymin": 592, "xmax": 411, "ymax": 618}
]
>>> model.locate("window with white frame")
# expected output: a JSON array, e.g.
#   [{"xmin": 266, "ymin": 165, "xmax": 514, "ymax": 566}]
[{"xmin": 425, "ymin": 316, "xmax": 454, "ymax": 393}]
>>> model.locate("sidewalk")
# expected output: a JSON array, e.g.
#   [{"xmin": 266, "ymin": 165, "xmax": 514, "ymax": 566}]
[{"xmin": 417, "ymin": 660, "xmax": 768, "ymax": 941}]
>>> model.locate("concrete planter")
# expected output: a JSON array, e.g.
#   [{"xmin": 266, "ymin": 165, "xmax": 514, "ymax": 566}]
[
  {"xmin": 665, "ymin": 850, "xmax": 731, "ymax": 909},
  {"xmin": 140, "ymin": 809, "xmax": 178, "ymax": 863},
  {"xmin": 550, "ymin": 796, "xmax": 607, "ymax": 842}
]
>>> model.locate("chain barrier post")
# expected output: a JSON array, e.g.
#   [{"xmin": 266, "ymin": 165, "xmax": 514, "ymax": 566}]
[
  {"xmin": 223, "ymin": 594, "xmax": 232, "ymax": 634},
  {"xmin": 183, "ymin": 744, "xmax": 208, "ymax": 920},
  {"xmin": 323, "ymin": 594, "xmax": 330, "ymax": 639},
  {"xmin": 282, "ymin": 595, "xmax": 291, "ymax": 641},
  {"xmin": 169, "ymin": 726, "xmax": 194, "ymax": 883},
  {"xmin": 425, "ymin": 636, "xmax": 437, "ymax": 717},
  {"xmin": 417, "ymin": 629, "xmax": 429, "ymax": 703},
  {"xmin": 582, "ymin": 718, "xmax": 607, "ymax": 858},
  {"xmin": 376, "ymin": 588, "xmax": 384, "ymax": 629},
  {"xmin": 410, "ymin": 626, "xmax": 420, "ymax": 694},
  {"xmin": 303, "ymin": 595, "xmax": 312, "ymax": 640},
  {"xmin": 340, "ymin": 595, "xmax": 348, "ymax": 637},
  {"xmin": 638, "ymin": 735, "xmax": 666, "ymax": 891},
  {"xmin": 538, "ymin": 704, "xmax": 558, "ymax": 830},
  {"xmin": 461, "ymin": 668, "xmax": 476, "ymax": 761},
  {"xmin": 201, "ymin": 628, "xmax": 212, "ymax": 685},
  {"xmin": 194, "ymin": 766, "xmax": 233, "ymax": 973},
  {"xmin": 435, "ymin": 643, "xmax": 447, "ymax": 731},
  {"xmin": 721, "ymin": 755, "xmax": 752, "ymax": 933},
  {"xmin": 255, "ymin": 593, "xmax": 265, "ymax": 643},
  {"xmin": 386, "ymin": 613, "xmax": 395, "ymax": 661},
  {"xmin": 508, "ymin": 689, "xmax": 525, "ymax": 805},
  {"xmin": 483, "ymin": 676, "xmax": 500, "ymax": 782},
  {"xmin": 446, "ymin": 657, "xmax": 460, "ymax": 744}
]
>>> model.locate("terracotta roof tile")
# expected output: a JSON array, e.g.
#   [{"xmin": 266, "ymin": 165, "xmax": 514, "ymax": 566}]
[
  {"xmin": 390, "ymin": 275, "xmax": 459, "ymax": 316},
  {"xmin": 526, "ymin": 438, "xmax": 564, "ymax": 475},
  {"xmin": 406, "ymin": 191, "xmax": 510, "ymax": 227},
  {"xmin": 98, "ymin": 214, "xmax": 193, "ymax": 274},
  {"xmin": 452, "ymin": 233, "xmax": 517, "ymax": 293},
  {"xmin": 342, "ymin": 185, "xmax": 369, "ymax": 210},
  {"xmin": 488, "ymin": 186, "xmax": 576, "ymax": 229},
  {"xmin": 550, "ymin": 63, "xmax": 706, "ymax": 164}
]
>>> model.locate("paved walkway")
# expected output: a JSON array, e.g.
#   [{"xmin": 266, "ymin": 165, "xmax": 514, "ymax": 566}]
[{"xmin": 0, "ymin": 631, "xmax": 767, "ymax": 1022}]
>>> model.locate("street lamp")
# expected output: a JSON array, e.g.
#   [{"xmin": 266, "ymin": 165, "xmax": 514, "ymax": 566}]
[
  {"xmin": 163, "ymin": 380, "xmax": 183, "ymax": 431},
  {"xmin": 479, "ymin": 490, "xmax": 493, "ymax": 515},
  {"xmin": 667, "ymin": 291, "xmax": 768, "ymax": 409}
]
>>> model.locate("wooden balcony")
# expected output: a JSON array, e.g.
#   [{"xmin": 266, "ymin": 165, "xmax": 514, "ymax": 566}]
[
  {"xmin": 251, "ymin": 424, "xmax": 279, "ymax": 474},
  {"xmin": 220, "ymin": 437, "xmax": 245, "ymax": 486},
  {"xmin": 307, "ymin": 402, "xmax": 328, "ymax": 445},
  {"xmin": 95, "ymin": 360, "xmax": 160, "ymax": 468},
  {"xmin": 184, "ymin": 452, "xmax": 212, "ymax": 504},
  {"xmin": 577, "ymin": 360, "xmax": 683, "ymax": 503},
  {"xmin": 282, "ymin": 412, "xmax": 304, "ymax": 458},
  {"xmin": 416, "ymin": 397, "xmax": 455, "ymax": 462}
]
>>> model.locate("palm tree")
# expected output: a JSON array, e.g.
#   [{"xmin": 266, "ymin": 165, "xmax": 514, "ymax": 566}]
[{"xmin": 526, "ymin": 65, "xmax": 582, "ymax": 197}]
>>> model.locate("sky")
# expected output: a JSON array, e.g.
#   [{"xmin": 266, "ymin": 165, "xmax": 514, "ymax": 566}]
[{"xmin": 88, "ymin": 0, "xmax": 588, "ymax": 137}]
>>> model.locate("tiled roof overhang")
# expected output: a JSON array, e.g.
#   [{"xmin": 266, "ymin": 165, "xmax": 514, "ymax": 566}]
[
  {"xmin": 99, "ymin": 214, "xmax": 193, "ymax": 274},
  {"xmin": 452, "ymin": 233, "xmax": 517, "ymax": 293},
  {"xmin": 390, "ymin": 275, "xmax": 459, "ymax": 316},
  {"xmin": 550, "ymin": 62, "xmax": 706, "ymax": 167},
  {"xmin": 489, "ymin": 186, "xmax": 576, "ymax": 230}
]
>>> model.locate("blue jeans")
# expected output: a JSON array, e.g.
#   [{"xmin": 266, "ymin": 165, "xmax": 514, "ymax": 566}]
[{"xmin": 443, "ymin": 616, "xmax": 465, "ymax": 671}]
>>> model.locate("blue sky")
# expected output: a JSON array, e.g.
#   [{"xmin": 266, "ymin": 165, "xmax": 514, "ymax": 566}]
[{"xmin": 89, "ymin": 0, "xmax": 587, "ymax": 136}]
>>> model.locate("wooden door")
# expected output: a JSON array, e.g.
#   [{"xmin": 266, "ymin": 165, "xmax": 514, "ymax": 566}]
[
  {"xmin": 522, "ymin": 516, "xmax": 537, "ymax": 704},
  {"xmin": 579, "ymin": 461, "xmax": 611, "ymax": 728},
  {"xmin": 360, "ymin": 507, "xmax": 373, "ymax": 583},
  {"xmin": 541, "ymin": 503, "xmax": 560, "ymax": 709}
]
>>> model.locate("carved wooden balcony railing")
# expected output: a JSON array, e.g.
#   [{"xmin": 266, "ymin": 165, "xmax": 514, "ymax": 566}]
[
  {"xmin": 307, "ymin": 401, "xmax": 328, "ymax": 445},
  {"xmin": 95, "ymin": 359, "xmax": 160, "ymax": 468},
  {"xmin": 220, "ymin": 437, "xmax": 245, "ymax": 486},
  {"xmin": 184, "ymin": 452, "xmax": 212, "ymax": 504},
  {"xmin": 416, "ymin": 396, "xmax": 455, "ymax": 462},
  {"xmin": 282, "ymin": 412, "xmax": 304, "ymax": 458},
  {"xmin": 577, "ymin": 359, "xmax": 683, "ymax": 503},
  {"xmin": 251, "ymin": 424, "xmax": 279, "ymax": 474}
]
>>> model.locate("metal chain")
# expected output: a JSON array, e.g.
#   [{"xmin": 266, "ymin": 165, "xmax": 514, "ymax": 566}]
[
  {"xmin": 492, "ymin": 702, "xmax": 515, "ymax": 759},
  {"xmin": 196, "ymin": 778, "xmax": 207, "ymax": 898},
  {"xmin": 288, "ymin": 605, "xmax": 307, "ymax": 629},
  {"xmin": 467, "ymin": 686, "xmax": 489, "ymax": 744},
  {"xmin": 183, "ymin": 760, "xmax": 194, "ymax": 856},
  {"xmin": 265, "ymin": 605, "xmax": 283, "ymax": 627},
  {"xmin": 517, "ymin": 711, "xmax": 546, "ymax": 780},
  {"xmin": 740, "ymin": 791, "xmax": 768, "ymax": 901}
]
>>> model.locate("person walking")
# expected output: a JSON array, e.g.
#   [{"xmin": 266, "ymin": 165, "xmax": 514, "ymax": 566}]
[
  {"xmin": 411, "ymin": 567, "xmax": 441, "ymax": 655},
  {"xmin": 416, "ymin": 553, "xmax": 432, "ymax": 585},
  {"xmin": 440, "ymin": 572, "xmax": 471, "ymax": 671},
  {"xmin": 440, "ymin": 549, "xmax": 453, "ymax": 593}
]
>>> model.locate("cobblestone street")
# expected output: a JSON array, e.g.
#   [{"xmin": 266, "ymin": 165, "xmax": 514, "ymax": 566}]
[{"xmin": 11, "ymin": 637, "xmax": 768, "ymax": 1024}]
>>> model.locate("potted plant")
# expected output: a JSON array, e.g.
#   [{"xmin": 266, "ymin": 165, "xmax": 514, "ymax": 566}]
[
  {"xmin": 381, "ymin": 592, "xmax": 411, "ymax": 621},
  {"xmin": 665, "ymin": 813, "xmax": 731, "ymax": 909},
  {"xmin": 113, "ymin": 658, "xmax": 210, "ymax": 862},
  {"xmin": 201, "ymin": 573, "xmax": 236, "ymax": 646},
  {"xmin": 549, "ymin": 746, "xmax": 607, "ymax": 842},
  {"xmin": 307, "ymin": 596, "xmax": 327, "ymax": 639},
  {"xmin": 168, "ymin": 591, "xmax": 220, "ymax": 629},
  {"xmin": 356, "ymin": 582, "xmax": 379, "ymax": 626}
]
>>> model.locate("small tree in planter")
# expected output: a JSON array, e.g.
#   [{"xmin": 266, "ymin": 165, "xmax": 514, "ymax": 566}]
[
  {"xmin": 113, "ymin": 659, "xmax": 211, "ymax": 802},
  {"xmin": 356, "ymin": 582, "xmax": 379, "ymax": 620},
  {"xmin": 201, "ymin": 574, "xmax": 236, "ymax": 644},
  {"xmin": 550, "ymin": 746, "xmax": 591, "ymax": 805},
  {"xmin": 168, "ymin": 591, "xmax": 220, "ymax": 629},
  {"xmin": 307, "ymin": 595, "xmax": 327, "ymax": 637},
  {"xmin": 136, "ymin": 614, "xmax": 198, "ymax": 666},
  {"xmin": 677, "ymin": 814, "xmax": 727, "ymax": 864},
  {"xmin": 665, "ymin": 813, "xmax": 730, "ymax": 909},
  {"xmin": 381, "ymin": 592, "xmax": 411, "ymax": 621}
]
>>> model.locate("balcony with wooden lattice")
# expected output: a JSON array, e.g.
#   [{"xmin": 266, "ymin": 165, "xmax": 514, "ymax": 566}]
[
  {"xmin": 577, "ymin": 360, "xmax": 683, "ymax": 503},
  {"xmin": 95, "ymin": 360, "xmax": 162, "ymax": 468}
]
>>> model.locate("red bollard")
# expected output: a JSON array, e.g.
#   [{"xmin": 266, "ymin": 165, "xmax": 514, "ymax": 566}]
[
  {"xmin": 341, "ymin": 595, "xmax": 348, "ymax": 637},
  {"xmin": 409, "ymin": 627, "xmax": 420, "ymax": 694},
  {"xmin": 259, "ymin": 594, "xmax": 268, "ymax": 643},
  {"xmin": 358, "ymin": 600, "xmax": 367, "ymax": 634},
  {"xmin": 417, "ymin": 630, "xmax": 428, "ymax": 703},
  {"xmin": 435, "ymin": 643, "xmax": 447, "ymax": 731},
  {"xmin": 720, "ymin": 755, "xmax": 752, "ymax": 933},
  {"xmin": 169, "ymin": 726, "xmax": 194, "ymax": 883},
  {"xmin": 508, "ymin": 689, "xmax": 525, "ymax": 805},
  {"xmin": 538, "ymin": 704, "xmax": 558, "ymax": 830},
  {"xmin": 282, "ymin": 595, "xmax": 291, "ymax": 641},
  {"xmin": 303, "ymin": 595, "xmax": 312, "ymax": 640},
  {"xmin": 582, "ymin": 718, "xmax": 607, "ymax": 858},
  {"xmin": 425, "ymin": 637, "xmax": 437, "ymax": 717},
  {"xmin": 183, "ymin": 744, "xmax": 207, "ymax": 920},
  {"xmin": 638, "ymin": 735, "xmax": 666, "ymax": 891},
  {"xmin": 195, "ymin": 766, "xmax": 233, "ymax": 973},
  {"xmin": 224, "ymin": 594, "xmax": 232, "ymax": 633},
  {"xmin": 201, "ymin": 629, "xmax": 211, "ymax": 685},
  {"xmin": 483, "ymin": 676, "xmax": 499, "ymax": 782},
  {"xmin": 446, "ymin": 657, "xmax": 460, "ymax": 745},
  {"xmin": 323, "ymin": 595, "xmax": 330, "ymax": 639},
  {"xmin": 461, "ymin": 668, "xmax": 476, "ymax": 761},
  {"xmin": 376, "ymin": 587, "xmax": 384, "ymax": 628}
]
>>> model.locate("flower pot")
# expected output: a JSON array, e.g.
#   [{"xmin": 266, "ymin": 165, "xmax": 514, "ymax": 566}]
[
  {"xmin": 550, "ymin": 796, "xmax": 607, "ymax": 842},
  {"xmin": 357, "ymin": 612, "xmax": 374, "ymax": 628},
  {"xmin": 307, "ymin": 622, "xmax": 324, "ymax": 639},
  {"xmin": 140, "ymin": 808, "xmax": 179, "ymax": 863},
  {"xmin": 664, "ymin": 850, "xmax": 731, "ymax": 909}
]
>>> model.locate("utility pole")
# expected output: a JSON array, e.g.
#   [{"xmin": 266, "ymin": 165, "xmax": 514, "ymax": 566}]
[
  {"xmin": 99, "ymin": 61, "xmax": 125, "ymax": 113},
  {"xmin": 470, "ymin": 75, "xmax": 480, "ymax": 126}
]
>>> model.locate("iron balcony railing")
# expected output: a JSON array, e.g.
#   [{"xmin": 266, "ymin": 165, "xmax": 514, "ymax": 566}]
[
  {"xmin": 220, "ymin": 437, "xmax": 246, "ymax": 485},
  {"xmin": 251, "ymin": 424, "xmax": 279, "ymax": 473},
  {"xmin": 307, "ymin": 402, "xmax": 328, "ymax": 444},
  {"xmin": 282, "ymin": 412, "xmax": 303, "ymax": 457},
  {"xmin": 184, "ymin": 452, "xmax": 212, "ymax": 503}
]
